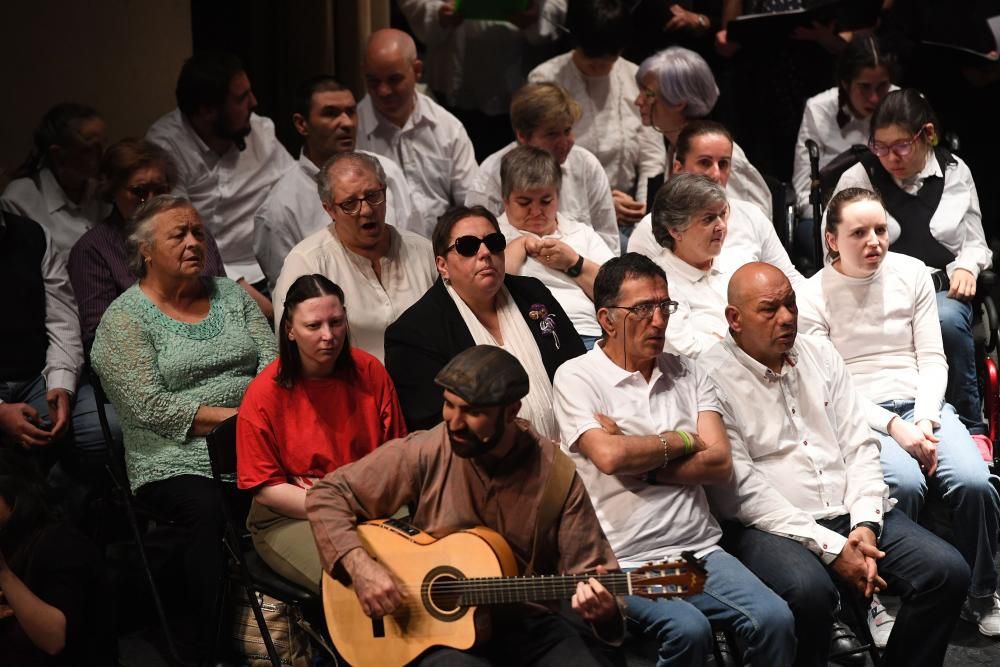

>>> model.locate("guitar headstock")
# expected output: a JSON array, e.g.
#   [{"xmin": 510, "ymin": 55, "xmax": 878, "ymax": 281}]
[{"xmin": 628, "ymin": 557, "xmax": 706, "ymax": 599}]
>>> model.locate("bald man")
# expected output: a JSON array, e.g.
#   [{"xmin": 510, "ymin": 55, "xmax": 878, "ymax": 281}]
[
  {"xmin": 698, "ymin": 263, "xmax": 969, "ymax": 666},
  {"xmin": 356, "ymin": 28, "xmax": 479, "ymax": 238}
]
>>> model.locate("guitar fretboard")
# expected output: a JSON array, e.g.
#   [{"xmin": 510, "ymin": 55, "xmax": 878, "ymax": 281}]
[{"xmin": 452, "ymin": 573, "xmax": 665, "ymax": 606}]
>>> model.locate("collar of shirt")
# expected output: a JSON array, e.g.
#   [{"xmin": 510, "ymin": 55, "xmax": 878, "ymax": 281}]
[
  {"xmin": 176, "ymin": 111, "xmax": 223, "ymax": 166},
  {"xmin": 590, "ymin": 340, "xmax": 668, "ymax": 389},
  {"xmin": 659, "ymin": 246, "xmax": 728, "ymax": 284},
  {"xmin": 40, "ymin": 168, "xmax": 87, "ymax": 216},
  {"xmin": 328, "ymin": 221, "xmax": 403, "ymax": 267},
  {"xmin": 360, "ymin": 93, "xmax": 430, "ymax": 139},
  {"xmin": 893, "ymin": 148, "xmax": 943, "ymax": 193},
  {"xmin": 722, "ymin": 332, "xmax": 798, "ymax": 383},
  {"xmin": 297, "ymin": 149, "xmax": 320, "ymax": 178}
]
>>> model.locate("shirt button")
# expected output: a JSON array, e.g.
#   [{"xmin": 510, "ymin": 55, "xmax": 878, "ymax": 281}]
[
  {"xmin": 803, "ymin": 440, "xmax": 808, "ymax": 445},
  {"xmin": 823, "ymin": 543, "xmax": 828, "ymax": 549},
  {"xmin": 792, "ymin": 408, "xmax": 796, "ymax": 414}
]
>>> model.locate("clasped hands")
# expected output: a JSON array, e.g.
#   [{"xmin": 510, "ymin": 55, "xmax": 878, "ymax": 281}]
[
  {"xmin": 832, "ymin": 526, "xmax": 886, "ymax": 599},
  {"xmin": 888, "ymin": 416, "xmax": 939, "ymax": 476}
]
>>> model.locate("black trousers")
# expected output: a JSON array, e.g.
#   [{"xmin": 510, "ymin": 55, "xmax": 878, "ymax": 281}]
[{"xmin": 721, "ymin": 511, "xmax": 969, "ymax": 667}]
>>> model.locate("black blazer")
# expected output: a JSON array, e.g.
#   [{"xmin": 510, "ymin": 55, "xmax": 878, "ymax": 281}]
[{"xmin": 385, "ymin": 275, "xmax": 586, "ymax": 431}]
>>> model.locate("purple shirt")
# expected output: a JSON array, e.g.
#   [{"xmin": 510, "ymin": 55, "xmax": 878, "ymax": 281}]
[{"xmin": 67, "ymin": 211, "xmax": 226, "ymax": 350}]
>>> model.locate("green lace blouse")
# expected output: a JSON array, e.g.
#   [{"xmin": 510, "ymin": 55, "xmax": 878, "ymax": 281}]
[{"xmin": 92, "ymin": 278, "xmax": 277, "ymax": 490}]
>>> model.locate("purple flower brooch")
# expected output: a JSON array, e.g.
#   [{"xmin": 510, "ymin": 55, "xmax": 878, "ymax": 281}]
[{"xmin": 528, "ymin": 303, "xmax": 561, "ymax": 350}]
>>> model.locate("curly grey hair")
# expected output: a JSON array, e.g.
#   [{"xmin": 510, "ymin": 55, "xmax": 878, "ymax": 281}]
[
  {"xmin": 125, "ymin": 194, "xmax": 195, "ymax": 278},
  {"xmin": 651, "ymin": 173, "xmax": 727, "ymax": 250}
]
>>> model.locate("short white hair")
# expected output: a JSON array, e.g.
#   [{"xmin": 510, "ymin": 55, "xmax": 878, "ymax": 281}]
[{"xmin": 636, "ymin": 47, "xmax": 719, "ymax": 119}]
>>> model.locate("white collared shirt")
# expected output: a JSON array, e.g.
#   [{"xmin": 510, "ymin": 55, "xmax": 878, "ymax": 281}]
[
  {"xmin": 627, "ymin": 198, "xmax": 803, "ymax": 357},
  {"xmin": 272, "ymin": 225, "xmax": 437, "ymax": 362},
  {"xmin": 146, "ymin": 109, "xmax": 295, "ymax": 284},
  {"xmin": 833, "ymin": 154, "xmax": 991, "ymax": 280},
  {"xmin": 798, "ymin": 252, "xmax": 948, "ymax": 429},
  {"xmin": 529, "ymin": 53, "xmax": 665, "ymax": 201},
  {"xmin": 553, "ymin": 344, "xmax": 723, "ymax": 567},
  {"xmin": 498, "ymin": 213, "xmax": 614, "ymax": 336},
  {"xmin": 252, "ymin": 150, "xmax": 421, "ymax": 292},
  {"xmin": 356, "ymin": 93, "xmax": 479, "ymax": 238},
  {"xmin": 0, "ymin": 212, "xmax": 82, "ymax": 395},
  {"xmin": 791, "ymin": 85, "xmax": 899, "ymax": 215},
  {"xmin": 467, "ymin": 142, "xmax": 620, "ymax": 254},
  {"xmin": 699, "ymin": 334, "xmax": 890, "ymax": 563},
  {"xmin": 1, "ymin": 168, "xmax": 108, "ymax": 260}
]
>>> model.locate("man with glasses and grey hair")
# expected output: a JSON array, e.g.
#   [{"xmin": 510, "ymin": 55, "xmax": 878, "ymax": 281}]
[
  {"xmin": 552, "ymin": 252, "xmax": 796, "ymax": 667},
  {"xmin": 271, "ymin": 152, "xmax": 436, "ymax": 362}
]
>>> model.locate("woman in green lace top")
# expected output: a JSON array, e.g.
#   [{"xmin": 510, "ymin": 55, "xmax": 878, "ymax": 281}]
[{"xmin": 91, "ymin": 195, "xmax": 276, "ymax": 661}]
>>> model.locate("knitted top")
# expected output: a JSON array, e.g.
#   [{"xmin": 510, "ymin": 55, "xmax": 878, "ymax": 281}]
[{"xmin": 92, "ymin": 278, "xmax": 277, "ymax": 490}]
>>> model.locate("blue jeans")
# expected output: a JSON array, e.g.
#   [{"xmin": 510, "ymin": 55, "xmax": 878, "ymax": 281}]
[
  {"xmin": 721, "ymin": 512, "xmax": 969, "ymax": 667},
  {"xmin": 936, "ymin": 291, "xmax": 983, "ymax": 430},
  {"xmin": 623, "ymin": 550, "xmax": 795, "ymax": 667},
  {"xmin": 878, "ymin": 400, "xmax": 1000, "ymax": 598},
  {"xmin": 579, "ymin": 334, "xmax": 600, "ymax": 351}
]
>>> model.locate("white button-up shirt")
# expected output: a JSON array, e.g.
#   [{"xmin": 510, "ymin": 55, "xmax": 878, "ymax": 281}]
[
  {"xmin": 529, "ymin": 52, "xmax": 665, "ymax": 201},
  {"xmin": 833, "ymin": 154, "xmax": 992, "ymax": 280},
  {"xmin": 553, "ymin": 344, "xmax": 723, "ymax": 567},
  {"xmin": 146, "ymin": 109, "xmax": 295, "ymax": 284},
  {"xmin": 628, "ymin": 198, "xmax": 803, "ymax": 357},
  {"xmin": 0, "ymin": 212, "xmax": 82, "ymax": 395},
  {"xmin": 699, "ymin": 334, "xmax": 890, "ymax": 563},
  {"xmin": 356, "ymin": 93, "xmax": 479, "ymax": 238},
  {"xmin": 467, "ymin": 142, "xmax": 619, "ymax": 254},
  {"xmin": 253, "ymin": 150, "xmax": 420, "ymax": 292},
  {"xmin": 1, "ymin": 169, "xmax": 109, "ymax": 260},
  {"xmin": 498, "ymin": 213, "xmax": 614, "ymax": 336},
  {"xmin": 272, "ymin": 225, "xmax": 437, "ymax": 362}
]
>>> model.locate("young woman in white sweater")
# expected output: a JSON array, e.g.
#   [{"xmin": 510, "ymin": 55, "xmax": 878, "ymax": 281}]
[{"xmin": 798, "ymin": 187, "xmax": 1000, "ymax": 638}]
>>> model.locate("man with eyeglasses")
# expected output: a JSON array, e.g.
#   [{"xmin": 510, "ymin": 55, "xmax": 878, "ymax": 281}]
[
  {"xmin": 552, "ymin": 253, "xmax": 796, "ymax": 666},
  {"xmin": 271, "ymin": 152, "xmax": 436, "ymax": 362},
  {"xmin": 253, "ymin": 76, "xmax": 422, "ymax": 294}
]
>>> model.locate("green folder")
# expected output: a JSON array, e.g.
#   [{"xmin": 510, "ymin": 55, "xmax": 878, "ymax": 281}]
[{"xmin": 454, "ymin": 0, "xmax": 531, "ymax": 21}]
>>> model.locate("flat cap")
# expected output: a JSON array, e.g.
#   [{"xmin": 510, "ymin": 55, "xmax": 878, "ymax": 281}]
[{"xmin": 434, "ymin": 345, "xmax": 529, "ymax": 407}]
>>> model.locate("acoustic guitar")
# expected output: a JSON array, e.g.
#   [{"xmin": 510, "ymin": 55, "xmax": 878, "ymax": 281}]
[{"xmin": 322, "ymin": 519, "xmax": 706, "ymax": 667}]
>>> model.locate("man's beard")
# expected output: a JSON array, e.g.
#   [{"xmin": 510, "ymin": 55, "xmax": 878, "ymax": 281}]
[
  {"xmin": 448, "ymin": 411, "xmax": 507, "ymax": 459},
  {"xmin": 215, "ymin": 116, "xmax": 252, "ymax": 151}
]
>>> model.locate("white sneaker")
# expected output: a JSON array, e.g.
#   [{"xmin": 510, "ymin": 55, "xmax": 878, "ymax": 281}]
[
  {"xmin": 867, "ymin": 594, "xmax": 896, "ymax": 648},
  {"xmin": 961, "ymin": 593, "xmax": 1000, "ymax": 636}
]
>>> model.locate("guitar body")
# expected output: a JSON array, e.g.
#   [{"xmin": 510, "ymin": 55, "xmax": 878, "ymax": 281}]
[{"xmin": 322, "ymin": 520, "xmax": 519, "ymax": 667}]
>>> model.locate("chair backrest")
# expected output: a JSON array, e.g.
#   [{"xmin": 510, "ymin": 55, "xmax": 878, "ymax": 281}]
[
  {"xmin": 206, "ymin": 414, "xmax": 239, "ymax": 482},
  {"xmin": 90, "ymin": 368, "xmax": 132, "ymax": 493}
]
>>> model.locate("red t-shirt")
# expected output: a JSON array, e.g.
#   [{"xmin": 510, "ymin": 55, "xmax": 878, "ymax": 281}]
[{"xmin": 236, "ymin": 348, "xmax": 408, "ymax": 489}]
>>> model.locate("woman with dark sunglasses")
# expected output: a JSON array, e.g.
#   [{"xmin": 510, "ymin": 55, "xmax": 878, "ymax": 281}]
[
  {"xmin": 67, "ymin": 138, "xmax": 225, "ymax": 351},
  {"xmin": 832, "ymin": 89, "xmax": 992, "ymax": 436},
  {"xmin": 384, "ymin": 205, "xmax": 586, "ymax": 436}
]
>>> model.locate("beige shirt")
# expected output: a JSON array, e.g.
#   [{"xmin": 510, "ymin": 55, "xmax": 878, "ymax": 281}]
[{"xmin": 272, "ymin": 225, "xmax": 436, "ymax": 362}]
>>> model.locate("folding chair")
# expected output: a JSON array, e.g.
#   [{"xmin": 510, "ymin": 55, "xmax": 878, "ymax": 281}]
[{"xmin": 205, "ymin": 415, "xmax": 327, "ymax": 667}]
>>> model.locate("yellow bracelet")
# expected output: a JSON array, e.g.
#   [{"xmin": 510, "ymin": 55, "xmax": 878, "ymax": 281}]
[{"xmin": 676, "ymin": 430, "xmax": 694, "ymax": 456}]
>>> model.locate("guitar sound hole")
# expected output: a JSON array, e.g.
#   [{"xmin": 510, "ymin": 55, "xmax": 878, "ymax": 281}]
[{"xmin": 422, "ymin": 566, "xmax": 469, "ymax": 623}]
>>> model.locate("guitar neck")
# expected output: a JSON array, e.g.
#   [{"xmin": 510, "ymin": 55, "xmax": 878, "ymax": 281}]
[{"xmin": 458, "ymin": 573, "xmax": 633, "ymax": 606}]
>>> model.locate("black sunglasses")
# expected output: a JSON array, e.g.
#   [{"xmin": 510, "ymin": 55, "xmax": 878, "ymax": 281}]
[{"xmin": 446, "ymin": 232, "xmax": 506, "ymax": 257}]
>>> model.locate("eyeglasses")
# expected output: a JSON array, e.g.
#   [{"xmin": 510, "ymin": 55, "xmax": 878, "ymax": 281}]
[
  {"xmin": 127, "ymin": 184, "xmax": 170, "ymax": 204},
  {"xmin": 335, "ymin": 188, "xmax": 387, "ymax": 215},
  {"xmin": 869, "ymin": 129, "xmax": 924, "ymax": 158},
  {"xmin": 446, "ymin": 232, "xmax": 507, "ymax": 257},
  {"xmin": 609, "ymin": 299, "xmax": 679, "ymax": 320}
]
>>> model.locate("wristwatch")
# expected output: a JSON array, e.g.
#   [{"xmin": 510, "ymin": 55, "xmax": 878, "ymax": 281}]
[
  {"xmin": 565, "ymin": 254, "xmax": 585, "ymax": 277},
  {"xmin": 851, "ymin": 521, "xmax": 882, "ymax": 543}
]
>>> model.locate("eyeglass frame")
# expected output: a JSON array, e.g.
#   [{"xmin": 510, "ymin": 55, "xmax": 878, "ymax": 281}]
[
  {"xmin": 868, "ymin": 128, "xmax": 927, "ymax": 158},
  {"xmin": 607, "ymin": 299, "xmax": 679, "ymax": 320},
  {"xmin": 333, "ymin": 187, "xmax": 387, "ymax": 216},
  {"xmin": 445, "ymin": 232, "xmax": 507, "ymax": 257}
]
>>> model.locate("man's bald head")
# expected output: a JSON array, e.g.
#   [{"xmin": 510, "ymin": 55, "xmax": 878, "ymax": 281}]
[
  {"xmin": 365, "ymin": 29, "xmax": 418, "ymax": 67},
  {"xmin": 727, "ymin": 262, "xmax": 792, "ymax": 309},
  {"xmin": 363, "ymin": 29, "xmax": 421, "ymax": 127},
  {"xmin": 725, "ymin": 262, "xmax": 797, "ymax": 371}
]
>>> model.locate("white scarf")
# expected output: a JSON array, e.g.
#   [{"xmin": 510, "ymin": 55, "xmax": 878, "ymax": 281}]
[{"xmin": 445, "ymin": 282, "xmax": 559, "ymax": 442}]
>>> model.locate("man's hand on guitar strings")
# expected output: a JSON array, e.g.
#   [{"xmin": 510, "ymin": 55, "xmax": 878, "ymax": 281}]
[
  {"xmin": 342, "ymin": 547, "xmax": 407, "ymax": 618},
  {"xmin": 570, "ymin": 565, "xmax": 619, "ymax": 624}
]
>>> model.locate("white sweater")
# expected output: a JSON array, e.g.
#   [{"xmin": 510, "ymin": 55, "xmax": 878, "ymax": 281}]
[{"xmin": 797, "ymin": 252, "xmax": 948, "ymax": 429}]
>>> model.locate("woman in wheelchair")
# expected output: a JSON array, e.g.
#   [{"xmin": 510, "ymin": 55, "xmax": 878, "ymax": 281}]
[
  {"xmin": 792, "ymin": 36, "xmax": 895, "ymax": 218},
  {"xmin": 832, "ymin": 89, "xmax": 993, "ymax": 437},
  {"xmin": 799, "ymin": 187, "xmax": 1000, "ymax": 638},
  {"xmin": 236, "ymin": 274, "xmax": 406, "ymax": 593}
]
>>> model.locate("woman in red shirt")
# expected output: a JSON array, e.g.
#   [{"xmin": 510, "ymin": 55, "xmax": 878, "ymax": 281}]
[{"xmin": 236, "ymin": 274, "xmax": 407, "ymax": 592}]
